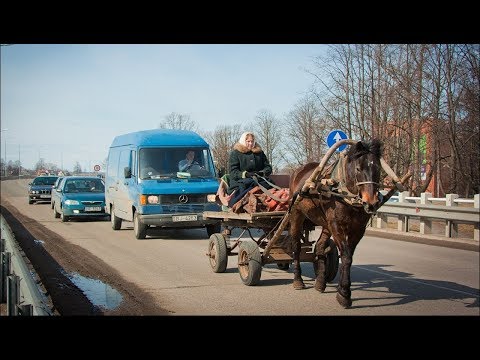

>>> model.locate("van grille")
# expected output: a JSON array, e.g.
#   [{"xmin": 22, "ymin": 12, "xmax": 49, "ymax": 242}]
[{"xmin": 159, "ymin": 194, "xmax": 207, "ymax": 204}]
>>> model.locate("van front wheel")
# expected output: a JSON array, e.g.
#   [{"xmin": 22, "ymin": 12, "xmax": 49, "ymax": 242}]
[
  {"xmin": 134, "ymin": 212, "xmax": 147, "ymax": 239},
  {"xmin": 111, "ymin": 206, "xmax": 122, "ymax": 230}
]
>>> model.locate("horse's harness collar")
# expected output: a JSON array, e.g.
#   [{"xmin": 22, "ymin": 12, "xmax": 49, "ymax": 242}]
[{"xmin": 302, "ymin": 152, "xmax": 378, "ymax": 207}]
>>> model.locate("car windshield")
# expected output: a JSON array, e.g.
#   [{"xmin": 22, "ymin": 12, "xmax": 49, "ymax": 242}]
[
  {"xmin": 139, "ymin": 147, "xmax": 216, "ymax": 180},
  {"xmin": 32, "ymin": 176, "xmax": 58, "ymax": 186},
  {"xmin": 64, "ymin": 179, "xmax": 105, "ymax": 193}
]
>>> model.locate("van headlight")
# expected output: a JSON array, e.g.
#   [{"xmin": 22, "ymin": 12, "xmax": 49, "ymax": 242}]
[
  {"xmin": 147, "ymin": 195, "xmax": 159, "ymax": 204},
  {"xmin": 140, "ymin": 195, "xmax": 159, "ymax": 205},
  {"xmin": 65, "ymin": 200, "xmax": 80, "ymax": 205}
]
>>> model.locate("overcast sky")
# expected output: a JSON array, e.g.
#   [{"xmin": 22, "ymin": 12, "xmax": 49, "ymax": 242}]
[{"xmin": 1, "ymin": 44, "xmax": 327, "ymax": 171}]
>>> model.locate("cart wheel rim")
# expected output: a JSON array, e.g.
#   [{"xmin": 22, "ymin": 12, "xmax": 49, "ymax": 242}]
[
  {"xmin": 209, "ymin": 241, "xmax": 217, "ymax": 267},
  {"xmin": 238, "ymin": 248, "xmax": 249, "ymax": 279}
]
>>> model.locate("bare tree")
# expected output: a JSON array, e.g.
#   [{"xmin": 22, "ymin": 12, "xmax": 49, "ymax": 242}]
[
  {"xmin": 203, "ymin": 124, "xmax": 243, "ymax": 176},
  {"xmin": 159, "ymin": 112, "xmax": 198, "ymax": 131},
  {"xmin": 73, "ymin": 161, "xmax": 82, "ymax": 174},
  {"xmin": 282, "ymin": 96, "xmax": 327, "ymax": 167},
  {"xmin": 247, "ymin": 109, "xmax": 282, "ymax": 172},
  {"xmin": 34, "ymin": 158, "xmax": 47, "ymax": 172},
  {"xmin": 307, "ymin": 44, "xmax": 480, "ymax": 196}
]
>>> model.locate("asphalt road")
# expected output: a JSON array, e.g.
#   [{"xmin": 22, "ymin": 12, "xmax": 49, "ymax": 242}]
[{"xmin": 1, "ymin": 178, "xmax": 479, "ymax": 316}]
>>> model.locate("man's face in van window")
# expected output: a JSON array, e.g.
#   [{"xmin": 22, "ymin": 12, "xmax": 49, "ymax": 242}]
[{"xmin": 186, "ymin": 151, "xmax": 195, "ymax": 161}]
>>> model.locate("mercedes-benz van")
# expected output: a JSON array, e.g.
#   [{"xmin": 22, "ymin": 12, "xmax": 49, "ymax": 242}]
[{"xmin": 105, "ymin": 129, "xmax": 221, "ymax": 239}]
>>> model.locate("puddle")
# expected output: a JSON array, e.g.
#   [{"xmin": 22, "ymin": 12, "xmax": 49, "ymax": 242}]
[
  {"xmin": 34, "ymin": 239, "xmax": 45, "ymax": 245},
  {"xmin": 67, "ymin": 273, "xmax": 123, "ymax": 310}
]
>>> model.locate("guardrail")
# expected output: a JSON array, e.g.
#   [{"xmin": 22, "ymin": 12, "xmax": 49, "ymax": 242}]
[
  {"xmin": 1, "ymin": 214, "xmax": 52, "ymax": 316},
  {"xmin": 372, "ymin": 192, "xmax": 479, "ymax": 241}
]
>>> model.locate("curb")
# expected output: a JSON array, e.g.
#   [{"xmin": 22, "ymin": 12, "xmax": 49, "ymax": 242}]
[{"xmin": 365, "ymin": 228, "xmax": 479, "ymax": 252}]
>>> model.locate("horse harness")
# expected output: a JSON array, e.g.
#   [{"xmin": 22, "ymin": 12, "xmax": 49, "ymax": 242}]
[
  {"xmin": 300, "ymin": 151, "xmax": 379, "ymax": 208},
  {"xmin": 250, "ymin": 151, "xmax": 380, "ymax": 209}
]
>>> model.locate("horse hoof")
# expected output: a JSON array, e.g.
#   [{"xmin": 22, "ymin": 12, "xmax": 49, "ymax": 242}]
[
  {"xmin": 293, "ymin": 280, "xmax": 306, "ymax": 290},
  {"xmin": 314, "ymin": 279, "xmax": 326, "ymax": 292},
  {"xmin": 336, "ymin": 292, "xmax": 352, "ymax": 308}
]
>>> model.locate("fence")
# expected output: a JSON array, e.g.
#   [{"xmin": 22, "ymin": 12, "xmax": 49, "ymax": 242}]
[
  {"xmin": 0, "ymin": 215, "xmax": 52, "ymax": 316},
  {"xmin": 371, "ymin": 192, "xmax": 479, "ymax": 241}
]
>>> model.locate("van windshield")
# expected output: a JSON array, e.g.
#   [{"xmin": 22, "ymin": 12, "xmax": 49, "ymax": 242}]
[{"xmin": 139, "ymin": 147, "xmax": 217, "ymax": 180}]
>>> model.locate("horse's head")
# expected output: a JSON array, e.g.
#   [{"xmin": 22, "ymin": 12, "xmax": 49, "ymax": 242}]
[{"xmin": 345, "ymin": 139, "xmax": 383, "ymax": 214}]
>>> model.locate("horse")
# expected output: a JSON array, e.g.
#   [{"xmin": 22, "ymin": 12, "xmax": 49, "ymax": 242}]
[{"xmin": 287, "ymin": 139, "xmax": 405, "ymax": 308}]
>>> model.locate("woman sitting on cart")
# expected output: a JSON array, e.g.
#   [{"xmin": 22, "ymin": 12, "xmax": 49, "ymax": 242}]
[{"xmin": 227, "ymin": 131, "xmax": 274, "ymax": 208}]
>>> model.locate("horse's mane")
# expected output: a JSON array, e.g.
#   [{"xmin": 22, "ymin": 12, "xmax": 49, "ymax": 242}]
[{"xmin": 347, "ymin": 139, "xmax": 383, "ymax": 161}]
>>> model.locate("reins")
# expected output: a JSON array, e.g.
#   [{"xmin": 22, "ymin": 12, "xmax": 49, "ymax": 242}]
[{"xmin": 251, "ymin": 175, "xmax": 289, "ymax": 203}]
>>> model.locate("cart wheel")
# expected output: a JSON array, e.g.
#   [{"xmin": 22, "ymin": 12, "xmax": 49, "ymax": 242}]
[
  {"xmin": 238, "ymin": 241, "xmax": 262, "ymax": 286},
  {"xmin": 208, "ymin": 233, "xmax": 228, "ymax": 273},
  {"xmin": 277, "ymin": 262, "xmax": 290, "ymax": 271},
  {"xmin": 313, "ymin": 238, "xmax": 339, "ymax": 283}
]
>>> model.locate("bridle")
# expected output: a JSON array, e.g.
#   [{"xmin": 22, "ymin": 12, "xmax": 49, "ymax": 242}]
[{"xmin": 353, "ymin": 159, "xmax": 380, "ymax": 190}]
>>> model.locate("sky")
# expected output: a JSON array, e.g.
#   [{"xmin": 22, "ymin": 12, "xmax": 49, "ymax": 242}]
[{"xmin": 1, "ymin": 44, "xmax": 327, "ymax": 172}]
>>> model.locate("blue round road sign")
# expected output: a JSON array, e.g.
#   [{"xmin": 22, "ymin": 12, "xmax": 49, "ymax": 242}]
[{"xmin": 327, "ymin": 130, "xmax": 348, "ymax": 152}]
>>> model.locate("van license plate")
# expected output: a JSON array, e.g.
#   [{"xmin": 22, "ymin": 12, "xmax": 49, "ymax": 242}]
[
  {"xmin": 85, "ymin": 206, "xmax": 102, "ymax": 212},
  {"xmin": 172, "ymin": 215, "xmax": 197, "ymax": 222}
]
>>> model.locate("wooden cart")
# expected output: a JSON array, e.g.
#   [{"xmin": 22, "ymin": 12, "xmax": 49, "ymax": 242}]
[{"xmin": 204, "ymin": 210, "xmax": 339, "ymax": 286}]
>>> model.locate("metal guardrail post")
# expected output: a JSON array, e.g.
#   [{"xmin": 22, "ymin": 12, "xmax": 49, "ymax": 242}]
[
  {"xmin": 7, "ymin": 274, "xmax": 20, "ymax": 316},
  {"xmin": 420, "ymin": 192, "xmax": 432, "ymax": 235},
  {"xmin": 1, "ymin": 251, "xmax": 12, "ymax": 303},
  {"xmin": 446, "ymin": 194, "xmax": 459, "ymax": 238},
  {"xmin": 397, "ymin": 191, "xmax": 409, "ymax": 232}
]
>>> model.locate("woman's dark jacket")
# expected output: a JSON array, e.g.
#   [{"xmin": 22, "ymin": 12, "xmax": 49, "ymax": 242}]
[{"xmin": 227, "ymin": 142, "xmax": 272, "ymax": 194}]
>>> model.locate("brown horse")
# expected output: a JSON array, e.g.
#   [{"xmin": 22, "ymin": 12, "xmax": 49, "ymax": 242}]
[{"xmin": 287, "ymin": 139, "xmax": 404, "ymax": 308}]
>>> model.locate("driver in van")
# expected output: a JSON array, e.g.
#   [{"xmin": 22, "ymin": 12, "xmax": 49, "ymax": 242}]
[{"xmin": 178, "ymin": 150, "xmax": 201, "ymax": 172}]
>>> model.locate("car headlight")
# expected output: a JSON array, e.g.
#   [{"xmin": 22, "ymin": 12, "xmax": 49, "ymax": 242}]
[{"xmin": 64, "ymin": 200, "xmax": 80, "ymax": 205}]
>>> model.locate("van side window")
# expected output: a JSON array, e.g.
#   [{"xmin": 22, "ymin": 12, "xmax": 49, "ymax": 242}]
[
  {"xmin": 107, "ymin": 148, "xmax": 120, "ymax": 177},
  {"xmin": 119, "ymin": 149, "xmax": 131, "ymax": 178}
]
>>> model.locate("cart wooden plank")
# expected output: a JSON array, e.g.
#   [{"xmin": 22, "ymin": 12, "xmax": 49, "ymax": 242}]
[{"xmin": 204, "ymin": 210, "xmax": 287, "ymax": 222}]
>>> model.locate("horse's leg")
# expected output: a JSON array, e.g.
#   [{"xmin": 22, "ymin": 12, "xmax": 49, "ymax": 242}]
[
  {"xmin": 289, "ymin": 210, "xmax": 306, "ymax": 290},
  {"xmin": 314, "ymin": 228, "xmax": 331, "ymax": 292},
  {"xmin": 335, "ymin": 237, "xmax": 355, "ymax": 308}
]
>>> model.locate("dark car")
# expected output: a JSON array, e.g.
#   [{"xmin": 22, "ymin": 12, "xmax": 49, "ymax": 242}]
[
  {"xmin": 28, "ymin": 176, "xmax": 58, "ymax": 204},
  {"xmin": 52, "ymin": 176, "xmax": 107, "ymax": 222}
]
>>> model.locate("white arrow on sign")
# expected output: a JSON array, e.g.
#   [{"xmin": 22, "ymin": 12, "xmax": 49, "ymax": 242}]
[{"xmin": 333, "ymin": 132, "xmax": 343, "ymax": 143}]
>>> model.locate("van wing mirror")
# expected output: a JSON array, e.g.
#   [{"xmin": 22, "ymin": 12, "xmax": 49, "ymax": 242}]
[{"xmin": 124, "ymin": 167, "xmax": 132, "ymax": 178}]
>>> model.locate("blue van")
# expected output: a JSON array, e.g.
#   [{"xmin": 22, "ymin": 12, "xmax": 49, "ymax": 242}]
[{"xmin": 105, "ymin": 129, "xmax": 221, "ymax": 239}]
